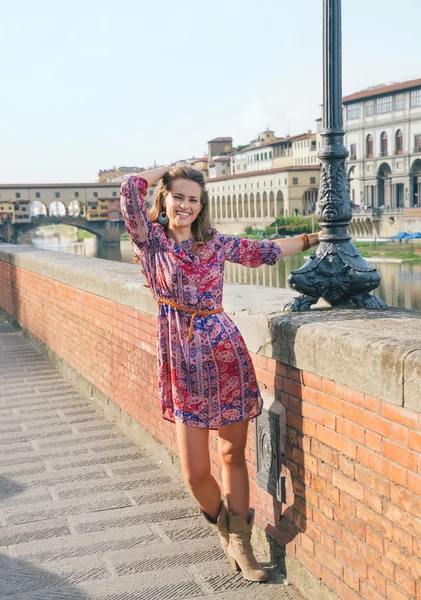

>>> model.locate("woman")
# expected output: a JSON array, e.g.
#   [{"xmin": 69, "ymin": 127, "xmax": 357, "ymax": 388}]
[{"xmin": 120, "ymin": 165, "xmax": 319, "ymax": 583}]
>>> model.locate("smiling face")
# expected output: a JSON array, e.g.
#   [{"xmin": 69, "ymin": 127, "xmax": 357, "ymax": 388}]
[{"xmin": 163, "ymin": 178, "xmax": 203, "ymax": 235}]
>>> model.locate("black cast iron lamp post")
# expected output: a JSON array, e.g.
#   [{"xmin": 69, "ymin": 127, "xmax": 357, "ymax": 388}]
[{"xmin": 284, "ymin": 0, "xmax": 387, "ymax": 311}]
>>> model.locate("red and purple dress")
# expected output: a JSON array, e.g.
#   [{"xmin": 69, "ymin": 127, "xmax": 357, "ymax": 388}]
[{"xmin": 120, "ymin": 176, "xmax": 282, "ymax": 429}]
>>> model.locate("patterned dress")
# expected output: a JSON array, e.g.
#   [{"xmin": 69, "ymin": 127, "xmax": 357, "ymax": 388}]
[{"xmin": 120, "ymin": 176, "xmax": 283, "ymax": 429}]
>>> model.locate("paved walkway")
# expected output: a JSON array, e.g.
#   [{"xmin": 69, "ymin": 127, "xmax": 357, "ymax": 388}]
[{"xmin": 0, "ymin": 316, "xmax": 305, "ymax": 600}]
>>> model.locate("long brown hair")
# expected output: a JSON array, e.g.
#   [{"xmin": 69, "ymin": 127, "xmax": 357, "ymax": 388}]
[
  {"xmin": 132, "ymin": 165, "xmax": 214, "ymax": 262},
  {"xmin": 151, "ymin": 165, "xmax": 213, "ymax": 245}
]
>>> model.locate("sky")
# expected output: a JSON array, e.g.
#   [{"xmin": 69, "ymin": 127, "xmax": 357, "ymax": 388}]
[{"xmin": 1, "ymin": 0, "xmax": 421, "ymax": 184}]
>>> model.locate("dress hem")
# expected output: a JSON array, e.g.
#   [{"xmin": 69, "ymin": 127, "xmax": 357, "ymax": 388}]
[{"xmin": 162, "ymin": 405, "xmax": 263, "ymax": 430}]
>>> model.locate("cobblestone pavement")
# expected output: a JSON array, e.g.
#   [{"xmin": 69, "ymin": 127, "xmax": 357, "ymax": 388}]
[{"xmin": 0, "ymin": 318, "xmax": 305, "ymax": 600}]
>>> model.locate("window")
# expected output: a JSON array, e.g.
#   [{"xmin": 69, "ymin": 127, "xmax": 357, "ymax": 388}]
[
  {"xmin": 415, "ymin": 135, "xmax": 421, "ymax": 153},
  {"xmin": 93, "ymin": 192, "xmax": 98, "ymax": 198},
  {"xmin": 55, "ymin": 192, "xmax": 60, "ymax": 198},
  {"xmin": 74, "ymin": 191, "xmax": 79, "ymax": 198},
  {"xmin": 222, "ymin": 170, "xmax": 225, "ymax": 175},
  {"xmin": 15, "ymin": 193, "xmax": 21, "ymax": 199},
  {"xmin": 377, "ymin": 96, "xmax": 392, "ymax": 114},
  {"xmin": 269, "ymin": 151, "xmax": 272, "ymax": 159},
  {"xmin": 310, "ymin": 177, "xmax": 316, "ymax": 184},
  {"xmin": 112, "ymin": 191, "xmax": 117, "ymax": 197},
  {"xmin": 366, "ymin": 134, "xmax": 373, "ymax": 158},
  {"xmin": 347, "ymin": 103, "xmax": 360, "ymax": 119},
  {"xmin": 292, "ymin": 177, "xmax": 298, "ymax": 185},
  {"xmin": 395, "ymin": 93, "xmax": 405, "ymax": 111},
  {"xmin": 264, "ymin": 152, "xmax": 267, "ymax": 160},
  {"xmin": 380, "ymin": 132, "xmax": 388, "ymax": 156},
  {"xmin": 365, "ymin": 100, "xmax": 374, "ymax": 116},
  {"xmin": 350, "ymin": 144, "xmax": 357, "ymax": 160},
  {"xmin": 285, "ymin": 179, "xmax": 287, "ymax": 185},
  {"xmin": 257, "ymin": 182, "xmax": 259, "ymax": 188},
  {"xmin": 35, "ymin": 192, "xmax": 40, "ymax": 198},
  {"xmin": 410, "ymin": 89, "xmax": 421, "ymax": 108},
  {"xmin": 395, "ymin": 130, "xmax": 403, "ymax": 154},
  {"xmin": 260, "ymin": 153, "xmax": 263, "ymax": 160}
]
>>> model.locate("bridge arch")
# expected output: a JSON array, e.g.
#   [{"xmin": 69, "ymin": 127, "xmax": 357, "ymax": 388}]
[
  {"xmin": 30, "ymin": 201, "xmax": 48, "ymax": 217},
  {"xmin": 68, "ymin": 200, "xmax": 84, "ymax": 217},
  {"xmin": 49, "ymin": 201, "xmax": 67, "ymax": 217}
]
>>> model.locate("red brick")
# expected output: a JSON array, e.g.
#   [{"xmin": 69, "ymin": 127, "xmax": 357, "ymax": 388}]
[
  {"xmin": 385, "ymin": 539, "xmax": 421, "ymax": 579},
  {"xmin": 356, "ymin": 503, "xmax": 392, "ymax": 538},
  {"xmin": 295, "ymin": 545, "xmax": 322, "ymax": 579},
  {"xmin": 382, "ymin": 402, "xmax": 419, "ymax": 430},
  {"xmin": 316, "ymin": 425, "xmax": 342, "ymax": 452},
  {"xmin": 390, "ymin": 422, "xmax": 409, "ymax": 446},
  {"xmin": 343, "ymin": 567, "xmax": 360, "ymax": 592},
  {"xmin": 336, "ymin": 383, "xmax": 365, "ymax": 406},
  {"xmin": 336, "ymin": 417, "xmax": 366, "ymax": 444},
  {"xmin": 358, "ymin": 447, "xmax": 389, "ymax": 478},
  {"xmin": 321, "ymin": 377, "xmax": 336, "ymax": 395},
  {"xmin": 365, "ymin": 567, "xmax": 386, "ymax": 595},
  {"xmin": 321, "ymin": 567, "xmax": 339, "ymax": 594},
  {"xmin": 339, "ymin": 492, "xmax": 356, "ymax": 516},
  {"xmin": 366, "ymin": 528, "xmax": 384, "ymax": 554},
  {"xmin": 383, "ymin": 439, "xmax": 418, "ymax": 471},
  {"xmin": 364, "ymin": 488, "xmax": 383, "ymax": 514},
  {"xmin": 301, "ymin": 402, "xmax": 324, "ymax": 424},
  {"xmin": 341, "ymin": 529, "xmax": 359, "ymax": 554},
  {"xmin": 335, "ymin": 579, "xmax": 363, "ymax": 600},
  {"xmin": 407, "ymin": 471, "xmax": 421, "ymax": 496},
  {"xmin": 392, "ymin": 524, "xmax": 413, "ymax": 554},
  {"xmin": 311, "ymin": 475, "xmax": 340, "ymax": 505},
  {"xmin": 332, "ymin": 471, "xmax": 364, "ymax": 502},
  {"xmin": 354, "ymin": 464, "xmax": 390, "ymax": 497},
  {"xmin": 301, "ymin": 371, "xmax": 322, "ymax": 390},
  {"xmin": 394, "ymin": 568, "xmax": 417, "ymax": 598},
  {"xmin": 364, "ymin": 394, "xmax": 382, "ymax": 414},
  {"xmin": 359, "ymin": 409, "xmax": 391, "ymax": 437},
  {"xmin": 360, "ymin": 583, "xmax": 387, "ymax": 600},
  {"xmin": 341, "ymin": 437, "xmax": 357, "ymax": 460},
  {"xmin": 317, "ymin": 391, "xmax": 344, "ymax": 416},
  {"xmin": 409, "ymin": 430, "xmax": 421, "ymax": 453},
  {"xmin": 387, "ymin": 581, "xmax": 414, "ymax": 600},
  {"xmin": 365, "ymin": 430, "xmax": 382, "ymax": 453},
  {"xmin": 383, "ymin": 499, "xmax": 421, "ymax": 538},
  {"xmin": 301, "ymin": 386, "xmax": 318, "ymax": 405},
  {"xmin": 323, "ymin": 410, "xmax": 336, "ymax": 430},
  {"xmin": 343, "ymin": 402, "xmax": 360, "ymax": 423},
  {"xmin": 314, "ymin": 543, "xmax": 343, "ymax": 576},
  {"xmin": 389, "ymin": 463, "xmax": 408, "ymax": 487}
]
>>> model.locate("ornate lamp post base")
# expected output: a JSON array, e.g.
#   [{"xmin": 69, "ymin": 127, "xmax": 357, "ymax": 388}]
[
  {"xmin": 284, "ymin": 0, "xmax": 387, "ymax": 312},
  {"xmin": 283, "ymin": 241, "xmax": 387, "ymax": 312}
]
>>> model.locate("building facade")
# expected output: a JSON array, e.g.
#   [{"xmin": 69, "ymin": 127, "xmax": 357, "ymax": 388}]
[
  {"xmin": 207, "ymin": 165, "xmax": 319, "ymax": 230},
  {"xmin": 343, "ymin": 77, "xmax": 421, "ymax": 209}
]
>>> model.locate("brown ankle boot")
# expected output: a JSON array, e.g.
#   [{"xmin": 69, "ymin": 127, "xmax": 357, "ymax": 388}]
[
  {"xmin": 200, "ymin": 501, "xmax": 236, "ymax": 568},
  {"xmin": 227, "ymin": 508, "xmax": 269, "ymax": 582}
]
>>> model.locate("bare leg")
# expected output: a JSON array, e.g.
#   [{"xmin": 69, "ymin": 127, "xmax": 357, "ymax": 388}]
[
  {"xmin": 218, "ymin": 419, "xmax": 250, "ymax": 521},
  {"xmin": 175, "ymin": 419, "xmax": 222, "ymax": 520}
]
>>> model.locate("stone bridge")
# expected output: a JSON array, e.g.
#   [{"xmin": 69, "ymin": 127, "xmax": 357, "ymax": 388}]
[{"xmin": 0, "ymin": 217, "xmax": 126, "ymax": 244}]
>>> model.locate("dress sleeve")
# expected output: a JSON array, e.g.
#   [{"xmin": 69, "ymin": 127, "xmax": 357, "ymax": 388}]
[
  {"xmin": 120, "ymin": 175, "xmax": 154, "ymax": 253},
  {"xmin": 217, "ymin": 232, "xmax": 282, "ymax": 267}
]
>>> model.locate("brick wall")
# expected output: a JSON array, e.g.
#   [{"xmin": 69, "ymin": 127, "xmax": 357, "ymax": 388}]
[{"xmin": 1, "ymin": 258, "xmax": 420, "ymax": 600}]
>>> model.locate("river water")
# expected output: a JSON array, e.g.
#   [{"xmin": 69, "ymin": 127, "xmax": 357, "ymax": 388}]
[{"xmin": 18, "ymin": 231, "xmax": 421, "ymax": 311}]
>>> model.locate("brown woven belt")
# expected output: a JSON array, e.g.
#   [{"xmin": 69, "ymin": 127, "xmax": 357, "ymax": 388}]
[{"xmin": 158, "ymin": 298, "xmax": 224, "ymax": 342}]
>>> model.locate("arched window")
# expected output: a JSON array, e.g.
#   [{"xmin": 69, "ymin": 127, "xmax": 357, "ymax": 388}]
[
  {"xmin": 366, "ymin": 134, "xmax": 373, "ymax": 158},
  {"xmin": 395, "ymin": 129, "xmax": 403, "ymax": 155},
  {"xmin": 380, "ymin": 132, "xmax": 388, "ymax": 157}
]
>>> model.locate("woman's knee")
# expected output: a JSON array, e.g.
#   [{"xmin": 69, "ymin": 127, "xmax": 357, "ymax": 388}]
[
  {"xmin": 218, "ymin": 439, "xmax": 246, "ymax": 466},
  {"xmin": 183, "ymin": 463, "xmax": 211, "ymax": 489}
]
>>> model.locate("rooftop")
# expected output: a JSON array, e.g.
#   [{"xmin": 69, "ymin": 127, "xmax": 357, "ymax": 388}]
[
  {"xmin": 206, "ymin": 164, "xmax": 319, "ymax": 183},
  {"xmin": 207, "ymin": 137, "xmax": 233, "ymax": 143},
  {"xmin": 343, "ymin": 77, "xmax": 421, "ymax": 103}
]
